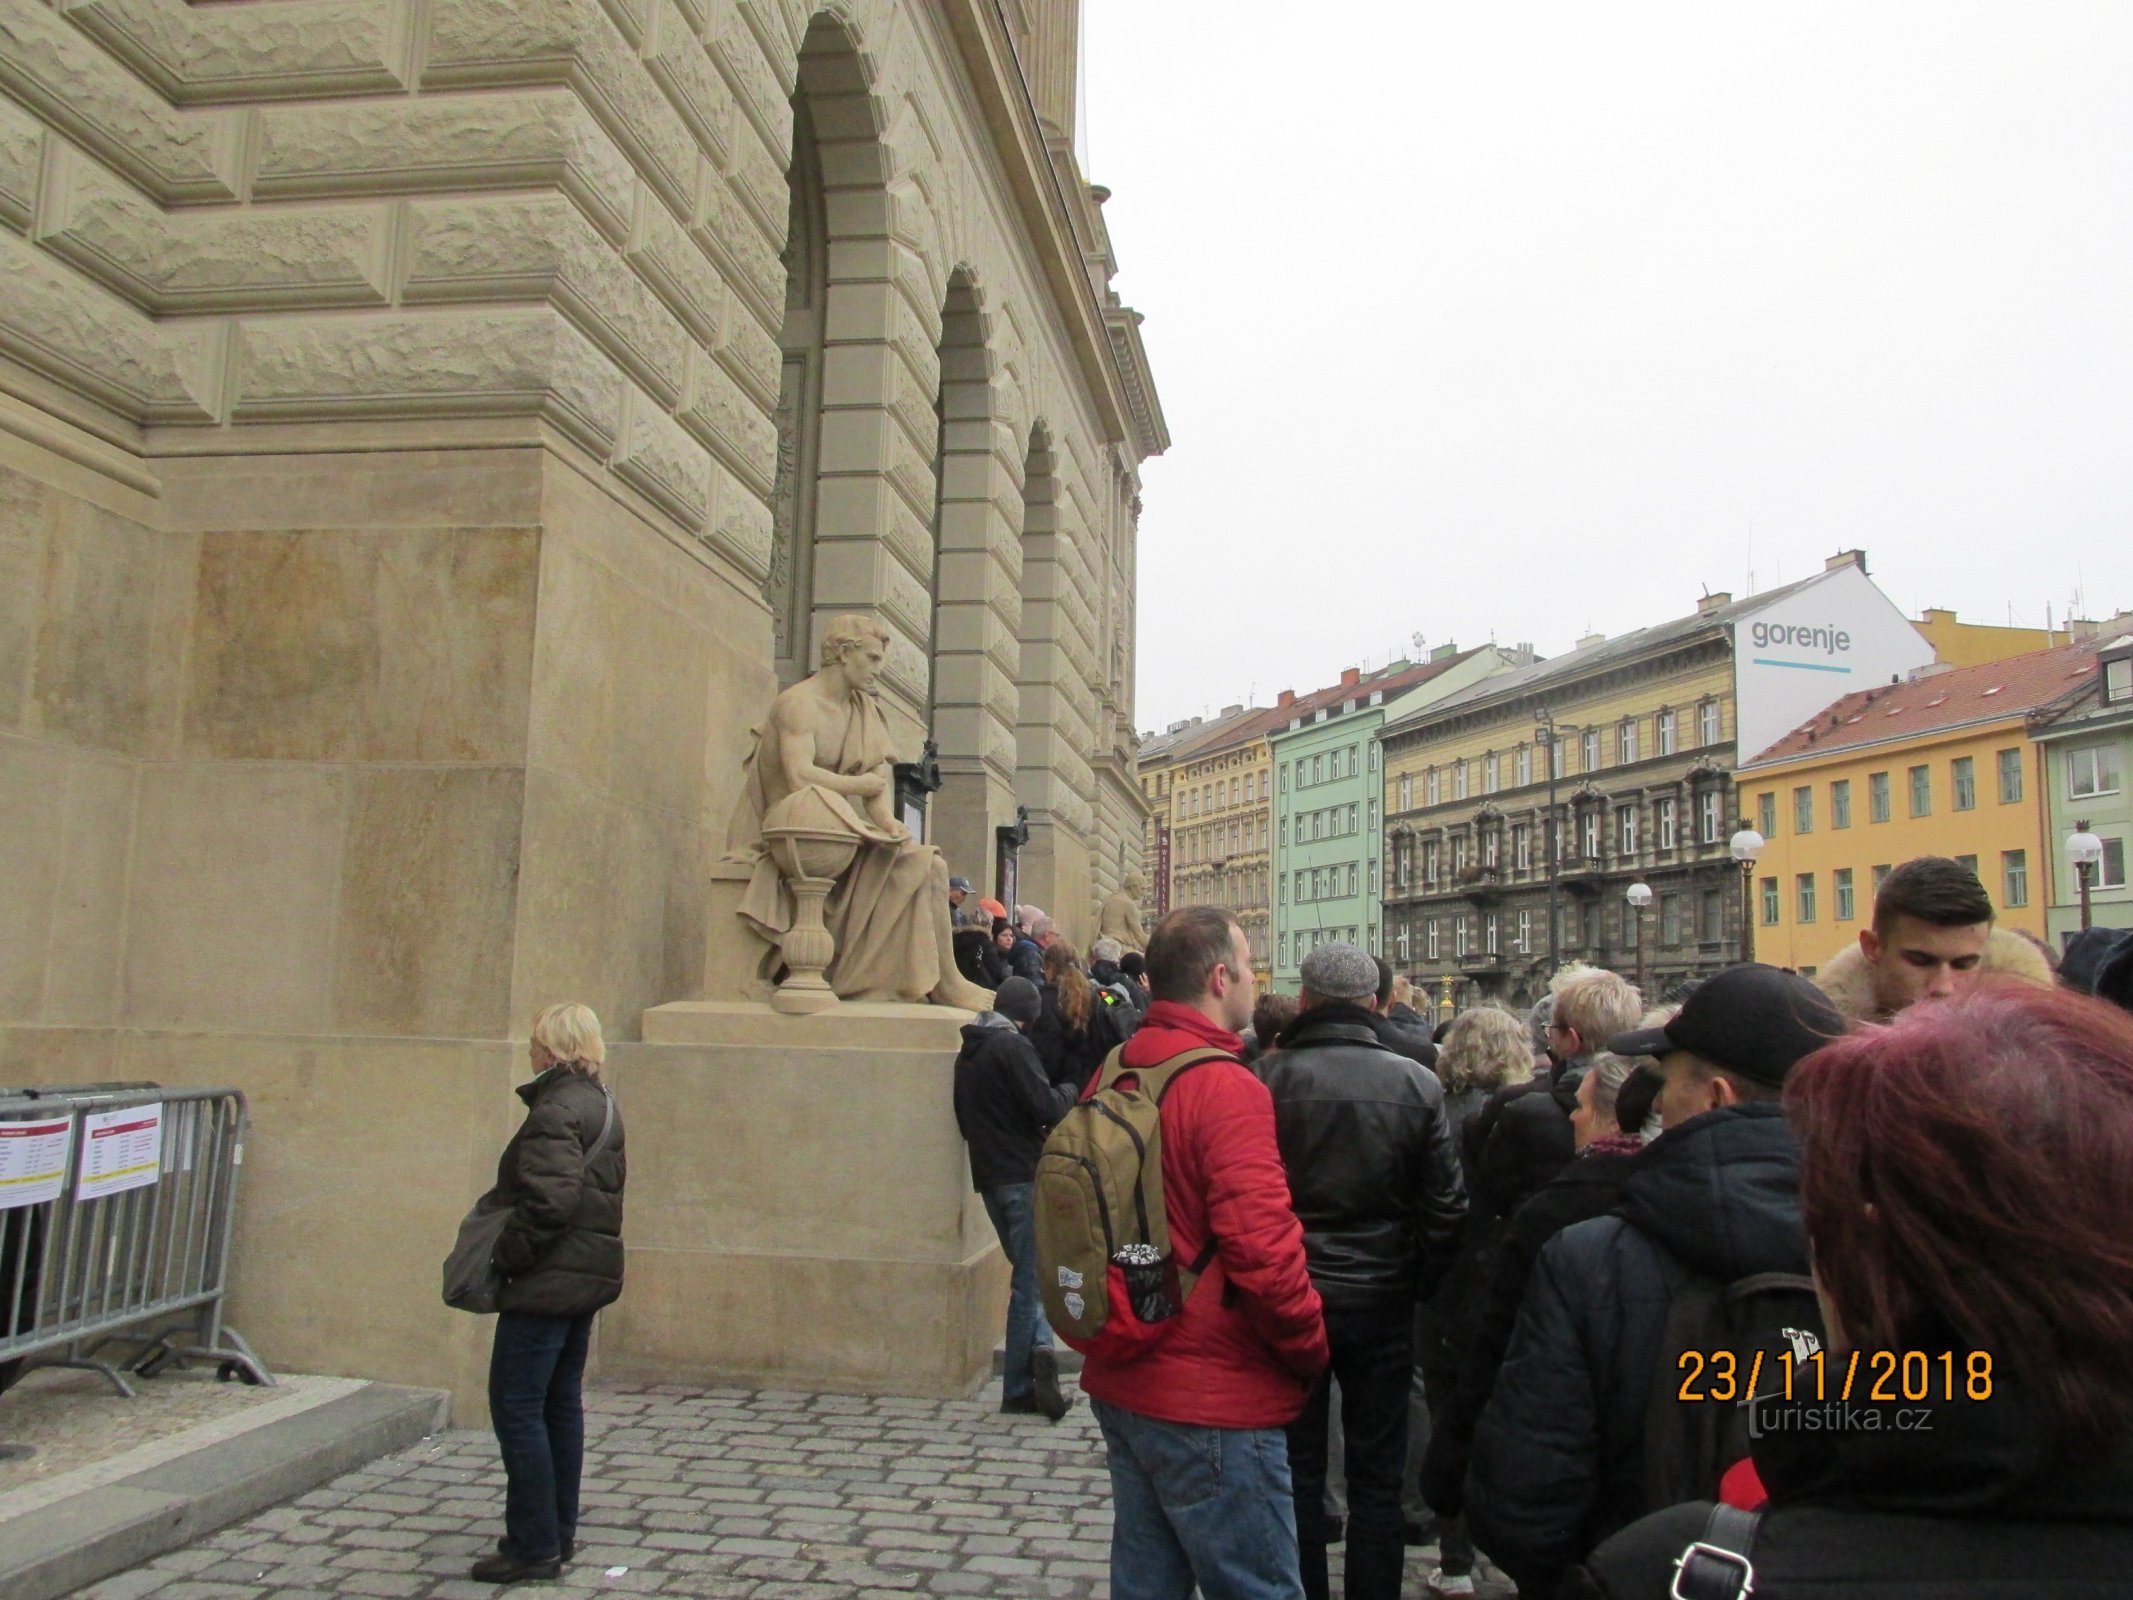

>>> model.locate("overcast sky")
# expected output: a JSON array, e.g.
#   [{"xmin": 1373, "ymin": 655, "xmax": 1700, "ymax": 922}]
[{"xmin": 1083, "ymin": 3, "xmax": 2133, "ymax": 734}]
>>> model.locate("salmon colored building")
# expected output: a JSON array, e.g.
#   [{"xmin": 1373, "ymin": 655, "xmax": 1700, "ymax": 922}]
[{"xmin": 1738, "ymin": 643, "xmax": 2103, "ymax": 974}]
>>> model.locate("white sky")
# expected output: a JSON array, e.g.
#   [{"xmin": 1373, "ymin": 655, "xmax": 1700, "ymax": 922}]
[{"xmin": 1083, "ymin": 2, "xmax": 2133, "ymax": 734}]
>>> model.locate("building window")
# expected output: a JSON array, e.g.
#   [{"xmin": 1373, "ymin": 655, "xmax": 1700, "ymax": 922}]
[
  {"xmin": 1582, "ymin": 729, "xmax": 1601, "ymax": 772},
  {"xmin": 1485, "ymin": 912, "xmax": 1500, "ymax": 954},
  {"xmin": 1952, "ymin": 756, "xmax": 1976, "ymax": 811},
  {"xmin": 1793, "ymin": 786, "xmax": 1813, "ymax": 834},
  {"xmin": 1656, "ymin": 797, "xmax": 1677, "ymax": 850},
  {"xmin": 1483, "ymin": 829, "xmax": 1499, "ymax": 868},
  {"xmin": 1399, "ymin": 773, "xmax": 1414, "ymax": 810},
  {"xmin": 1513, "ymin": 824, "xmax": 1531, "ymax": 871},
  {"xmin": 1369, "ymin": 858, "xmax": 1378, "ymax": 894},
  {"xmin": 1699, "ymin": 789, "xmax": 1723, "ymax": 844},
  {"xmin": 1617, "ymin": 804, "xmax": 1639, "ymax": 856},
  {"xmin": 1347, "ymin": 863, "xmax": 1359, "ymax": 897},
  {"xmin": 1869, "ymin": 770, "xmax": 1892, "ymax": 823},
  {"xmin": 1657, "ymin": 709, "xmax": 1677, "ymax": 756},
  {"xmin": 1552, "ymin": 739, "xmax": 1567, "ymax": 778},
  {"xmin": 2002, "ymin": 850, "xmax": 2028, "ymax": 908},
  {"xmin": 1483, "ymin": 754, "xmax": 1499, "ymax": 794},
  {"xmin": 1700, "ymin": 889, "xmax": 1723, "ymax": 942},
  {"xmin": 1757, "ymin": 791, "xmax": 1777, "ymax": 838},
  {"xmin": 1425, "ymin": 840, "xmax": 1440, "ymax": 886},
  {"xmin": 1834, "ymin": 867, "xmax": 1855, "ymax": 921},
  {"xmin": 1660, "ymin": 893, "xmax": 1682, "ymax": 945},
  {"xmin": 1427, "ymin": 919, "xmax": 1440, "ymax": 960},
  {"xmin": 1872, "ymin": 863, "xmax": 1892, "ymax": 893},
  {"xmin": 2096, "ymin": 836, "xmax": 2127, "ymax": 889},
  {"xmin": 1699, "ymin": 699, "xmax": 1721, "ymax": 746},
  {"xmin": 1906, "ymin": 766, "xmax": 1930, "ymax": 816},
  {"xmin": 1516, "ymin": 746, "xmax": 1532, "ymax": 786},
  {"xmin": 1279, "ymin": 933, "xmax": 1289, "ymax": 964},
  {"xmin": 1454, "ymin": 763, "xmax": 1469, "ymax": 801},
  {"xmin": 1280, "ymin": 763, "xmax": 1288, "ymax": 792},
  {"xmin": 1582, "ymin": 810, "xmax": 1601, "ymax": 859},
  {"xmin": 1997, "ymin": 747, "xmax": 2022, "ymax": 804},
  {"xmin": 1831, "ymin": 778, "xmax": 1851, "ymax": 829},
  {"xmin": 1796, "ymin": 872, "xmax": 1816, "ymax": 923},
  {"xmin": 1515, "ymin": 908, "xmax": 1531, "ymax": 952},
  {"xmin": 1426, "ymin": 768, "xmax": 1440, "ymax": 806},
  {"xmin": 1395, "ymin": 924, "xmax": 1410, "ymax": 961},
  {"xmin": 2105, "ymin": 655, "xmax": 2133, "ymax": 704},
  {"xmin": 1455, "ymin": 918, "xmax": 1469, "ymax": 958},
  {"xmin": 2069, "ymin": 744, "xmax": 2123, "ymax": 799},
  {"xmin": 1452, "ymin": 835, "xmax": 1468, "ymax": 873},
  {"xmin": 1620, "ymin": 720, "xmax": 1640, "ymax": 764},
  {"xmin": 1760, "ymin": 877, "xmax": 1780, "ymax": 925}
]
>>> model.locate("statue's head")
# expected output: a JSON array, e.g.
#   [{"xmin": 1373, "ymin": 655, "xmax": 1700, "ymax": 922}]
[
  {"xmin": 1123, "ymin": 870, "xmax": 1146, "ymax": 895},
  {"xmin": 820, "ymin": 613, "xmax": 891, "ymax": 693}
]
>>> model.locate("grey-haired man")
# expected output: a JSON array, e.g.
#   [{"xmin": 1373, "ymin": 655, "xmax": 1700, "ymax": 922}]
[{"xmin": 1260, "ymin": 943, "xmax": 1468, "ymax": 1600}]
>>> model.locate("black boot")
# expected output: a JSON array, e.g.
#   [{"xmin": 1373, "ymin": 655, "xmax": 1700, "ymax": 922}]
[
  {"xmin": 1030, "ymin": 1348, "xmax": 1071, "ymax": 1421},
  {"xmin": 470, "ymin": 1550, "xmax": 563, "ymax": 1583},
  {"xmin": 497, "ymin": 1537, "xmax": 574, "ymax": 1563}
]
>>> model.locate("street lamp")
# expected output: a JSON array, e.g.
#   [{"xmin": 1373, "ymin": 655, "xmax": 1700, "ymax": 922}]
[
  {"xmin": 1534, "ymin": 708, "xmax": 1578, "ymax": 978},
  {"xmin": 1625, "ymin": 881, "xmax": 1653, "ymax": 990},
  {"xmin": 1730, "ymin": 825, "xmax": 1766, "ymax": 963},
  {"xmin": 2068, "ymin": 820, "xmax": 2104, "ymax": 932}
]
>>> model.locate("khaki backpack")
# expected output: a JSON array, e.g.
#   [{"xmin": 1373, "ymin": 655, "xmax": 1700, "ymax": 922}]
[{"xmin": 1033, "ymin": 1045, "xmax": 1232, "ymax": 1358}]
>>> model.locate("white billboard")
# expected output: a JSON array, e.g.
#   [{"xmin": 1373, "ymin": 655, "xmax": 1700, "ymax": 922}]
[{"xmin": 1733, "ymin": 565, "xmax": 1935, "ymax": 761}]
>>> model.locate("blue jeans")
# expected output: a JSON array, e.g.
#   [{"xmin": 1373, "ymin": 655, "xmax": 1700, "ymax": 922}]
[
  {"xmin": 981, "ymin": 1183, "xmax": 1052, "ymax": 1400},
  {"xmin": 489, "ymin": 1310, "xmax": 594, "ymax": 1561},
  {"xmin": 1093, "ymin": 1397, "xmax": 1304, "ymax": 1600}
]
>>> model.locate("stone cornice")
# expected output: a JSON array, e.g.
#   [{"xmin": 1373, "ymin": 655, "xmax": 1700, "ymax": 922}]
[{"xmin": 938, "ymin": 0, "xmax": 1135, "ymax": 450}]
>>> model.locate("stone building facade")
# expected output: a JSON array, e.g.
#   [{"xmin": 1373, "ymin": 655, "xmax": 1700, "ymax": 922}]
[
  {"xmin": 1166, "ymin": 710, "xmax": 1277, "ymax": 978},
  {"xmin": 0, "ymin": 0, "xmax": 1160, "ymax": 1410}
]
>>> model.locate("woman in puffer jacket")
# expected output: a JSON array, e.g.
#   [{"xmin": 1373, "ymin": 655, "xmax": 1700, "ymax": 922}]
[{"xmin": 473, "ymin": 1003, "xmax": 626, "ymax": 1586}]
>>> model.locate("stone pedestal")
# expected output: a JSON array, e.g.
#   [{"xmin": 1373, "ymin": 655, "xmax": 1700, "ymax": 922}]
[{"xmin": 601, "ymin": 1001, "xmax": 1004, "ymax": 1398}]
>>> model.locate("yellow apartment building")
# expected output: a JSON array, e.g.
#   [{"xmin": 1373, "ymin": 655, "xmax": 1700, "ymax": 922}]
[
  {"xmin": 1135, "ymin": 702, "xmax": 1266, "ymax": 942},
  {"xmin": 1912, "ymin": 608, "xmax": 2069, "ymax": 669},
  {"xmin": 1168, "ymin": 708, "xmax": 1283, "ymax": 980},
  {"xmin": 1737, "ymin": 643, "xmax": 2102, "ymax": 972}
]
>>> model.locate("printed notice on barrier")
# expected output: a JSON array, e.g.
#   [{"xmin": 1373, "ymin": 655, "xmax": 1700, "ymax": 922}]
[
  {"xmin": 0, "ymin": 1117, "xmax": 72, "ymax": 1210},
  {"xmin": 77, "ymin": 1104, "xmax": 162, "ymax": 1201}
]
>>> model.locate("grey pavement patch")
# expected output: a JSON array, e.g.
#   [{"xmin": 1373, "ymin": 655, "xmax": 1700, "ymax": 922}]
[{"xmin": 55, "ymin": 1376, "xmax": 1517, "ymax": 1599}]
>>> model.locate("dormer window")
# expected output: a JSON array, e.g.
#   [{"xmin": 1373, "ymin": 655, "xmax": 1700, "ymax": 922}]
[{"xmin": 2105, "ymin": 649, "xmax": 2133, "ymax": 705}]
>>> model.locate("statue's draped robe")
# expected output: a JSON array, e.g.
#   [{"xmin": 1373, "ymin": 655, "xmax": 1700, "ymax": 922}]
[
  {"xmin": 1097, "ymin": 890, "xmax": 1147, "ymax": 953},
  {"xmin": 725, "ymin": 684, "xmax": 955, "ymax": 1002}
]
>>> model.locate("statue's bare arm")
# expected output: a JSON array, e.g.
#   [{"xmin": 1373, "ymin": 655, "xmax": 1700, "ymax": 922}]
[{"xmin": 771, "ymin": 690, "xmax": 890, "ymax": 802}]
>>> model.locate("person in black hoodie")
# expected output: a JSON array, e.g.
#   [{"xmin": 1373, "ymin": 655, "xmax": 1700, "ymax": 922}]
[
  {"xmin": 1567, "ymin": 980, "xmax": 2133, "ymax": 1599},
  {"xmin": 1262, "ymin": 943, "xmax": 1468, "ymax": 1600},
  {"xmin": 1465, "ymin": 966, "xmax": 1843, "ymax": 1598},
  {"xmin": 951, "ymin": 976, "xmax": 1074, "ymax": 1421}
]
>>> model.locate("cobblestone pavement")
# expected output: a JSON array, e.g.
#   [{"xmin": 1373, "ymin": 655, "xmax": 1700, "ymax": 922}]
[{"xmin": 69, "ymin": 1375, "xmax": 1511, "ymax": 1599}]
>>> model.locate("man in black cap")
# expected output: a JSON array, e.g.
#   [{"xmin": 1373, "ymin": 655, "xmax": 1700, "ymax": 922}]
[
  {"xmin": 951, "ymin": 976, "xmax": 1075, "ymax": 1420},
  {"xmin": 1465, "ymin": 965, "xmax": 1844, "ymax": 1597}
]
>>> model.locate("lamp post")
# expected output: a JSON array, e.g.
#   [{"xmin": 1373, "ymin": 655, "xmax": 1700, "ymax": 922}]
[
  {"xmin": 1534, "ymin": 708, "xmax": 1577, "ymax": 979},
  {"xmin": 2068, "ymin": 821, "xmax": 2104, "ymax": 932},
  {"xmin": 1730, "ymin": 824, "xmax": 1766, "ymax": 964},
  {"xmin": 1625, "ymin": 880, "xmax": 1653, "ymax": 990}
]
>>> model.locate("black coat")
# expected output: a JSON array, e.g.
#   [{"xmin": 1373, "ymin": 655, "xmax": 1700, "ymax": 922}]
[
  {"xmin": 1466, "ymin": 1060, "xmax": 1582, "ymax": 1220},
  {"xmin": 951, "ymin": 1015, "xmax": 1074, "ymax": 1191},
  {"xmin": 1259, "ymin": 1002, "xmax": 1468, "ymax": 1309},
  {"xmin": 1421, "ymin": 1143, "xmax": 1645, "ymax": 1518},
  {"xmin": 1009, "ymin": 937, "xmax": 1045, "ymax": 983},
  {"xmin": 1466, "ymin": 1104, "xmax": 1805, "ymax": 1598},
  {"xmin": 1372, "ymin": 1010, "xmax": 1441, "ymax": 1071},
  {"xmin": 493, "ymin": 1067, "xmax": 626, "ymax": 1318},
  {"xmin": 953, "ymin": 927, "xmax": 1007, "ymax": 989},
  {"xmin": 1029, "ymin": 983, "xmax": 1128, "ymax": 1092},
  {"xmin": 1567, "ymin": 1385, "xmax": 2133, "ymax": 1599}
]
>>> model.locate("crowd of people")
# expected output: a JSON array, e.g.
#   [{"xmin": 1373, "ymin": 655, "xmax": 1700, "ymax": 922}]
[{"xmin": 949, "ymin": 856, "xmax": 2133, "ymax": 1599}]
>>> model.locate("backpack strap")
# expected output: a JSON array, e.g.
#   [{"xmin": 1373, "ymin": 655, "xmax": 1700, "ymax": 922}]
[
  {"xmin": 1668, "ymin": 1503, "xmax": 1760, "ymax": 1600},
  {"xmin": 1091, "ymin": 1045, "xmax": 1236, "ymax": 1099},
  {"xmin": 583, "ymin": 1086, "xmax": 617, "ymax": 1169}
]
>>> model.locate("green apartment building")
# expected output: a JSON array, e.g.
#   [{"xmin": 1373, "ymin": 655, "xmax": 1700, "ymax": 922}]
[
  {"xmin": 1270, "ymin": 648, "xmax": 1509, "ymax": 990},
  {"xmin": 2030, "ymin": 626, "xmax": 2133, "ymax": 943}
]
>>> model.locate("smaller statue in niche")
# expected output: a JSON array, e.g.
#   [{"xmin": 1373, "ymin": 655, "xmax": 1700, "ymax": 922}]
[
  {"xmin": 1096, "ymin": 870, "xmax": 1150, "ymax": 954},
  {"xmin": 726, "ymin": 613, "xmax": 994, "ymax": 1013}
]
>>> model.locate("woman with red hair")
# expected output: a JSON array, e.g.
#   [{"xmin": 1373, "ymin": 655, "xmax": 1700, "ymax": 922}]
[{"xmin": 1566, "ymin": 981, "xmax": 2133, "ymax": 1598}]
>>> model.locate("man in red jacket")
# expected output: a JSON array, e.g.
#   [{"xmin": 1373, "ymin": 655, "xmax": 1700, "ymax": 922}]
[{"xmin": 1083, "ymin": 905, "xmax": 1329, "ymax": 1600}]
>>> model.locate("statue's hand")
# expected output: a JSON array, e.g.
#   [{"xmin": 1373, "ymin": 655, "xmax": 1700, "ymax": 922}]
[
  {"xmin": 880, "ymin": 819, "xmax": 911, "ymax": 844},
  {"xmin": 851, "ymin": 771, "xmax": 889, "ymax": 801}
]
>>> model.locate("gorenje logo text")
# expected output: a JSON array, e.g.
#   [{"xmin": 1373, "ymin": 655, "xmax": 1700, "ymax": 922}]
[{"xmin": 1751, "ymin": 620, "xmax": 1851, "ymax": 655}]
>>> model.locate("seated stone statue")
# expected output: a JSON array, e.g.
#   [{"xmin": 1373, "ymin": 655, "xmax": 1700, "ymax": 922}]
[
  {"xmin": 1097, "ymin": 870, "xmax": 1150, "ymax": 953},
  {"xmin": 726, "ymin": 613, "xmax": 994, "ymax": 1010}
]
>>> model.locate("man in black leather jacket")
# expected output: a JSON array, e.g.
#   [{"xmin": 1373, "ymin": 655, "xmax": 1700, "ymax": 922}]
[{"xmin": 1262, "ymin": 943, "xmax": 1468, "ymax": 1600}]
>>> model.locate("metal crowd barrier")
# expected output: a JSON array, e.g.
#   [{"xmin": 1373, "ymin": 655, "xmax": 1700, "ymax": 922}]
[{"xmin": 0, "ymin": 1082, "xmax": 272, "ymax": 1395}]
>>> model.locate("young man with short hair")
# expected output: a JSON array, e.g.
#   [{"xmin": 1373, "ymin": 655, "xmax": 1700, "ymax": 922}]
[
  {"xmin": 1816, "ymin": 854, "xmax": 2053, "ymax": 1022},
  {"xmin": 1083, "ymin": 906, "xmax": 1328, "ymax": 1600},
  {"xmin": 1465, "ymin": 965, "xmax": 1845, "ymax": 1596}
]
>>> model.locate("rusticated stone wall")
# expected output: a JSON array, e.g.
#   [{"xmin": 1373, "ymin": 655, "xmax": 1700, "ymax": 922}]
[{"xmin": 0, "ymin": 0, "xmax": 1157, "ymax": 1413}]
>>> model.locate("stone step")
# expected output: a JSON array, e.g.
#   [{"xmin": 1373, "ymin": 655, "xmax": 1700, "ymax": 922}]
[{"xmin": 0, "ymin": 1381, "xmax": 448, "ymax": 1600}]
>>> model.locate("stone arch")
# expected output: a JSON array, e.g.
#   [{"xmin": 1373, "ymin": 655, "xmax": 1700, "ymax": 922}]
[
  {"xmin": 1011, "ymin": 420, "xmax": 1096, "ymax": 937},
  {"xmin": 776, "ymin": 12, "xmax": 936, "ymax": 728},
  {"xmin": 925, "ymin": 267, "xmax": 1026, "ymax": 879}
]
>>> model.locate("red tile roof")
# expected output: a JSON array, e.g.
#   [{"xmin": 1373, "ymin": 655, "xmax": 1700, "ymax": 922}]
[{"xmin": 1746, "ymin": 642, "xmax": 2100, "ymax": 766}]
